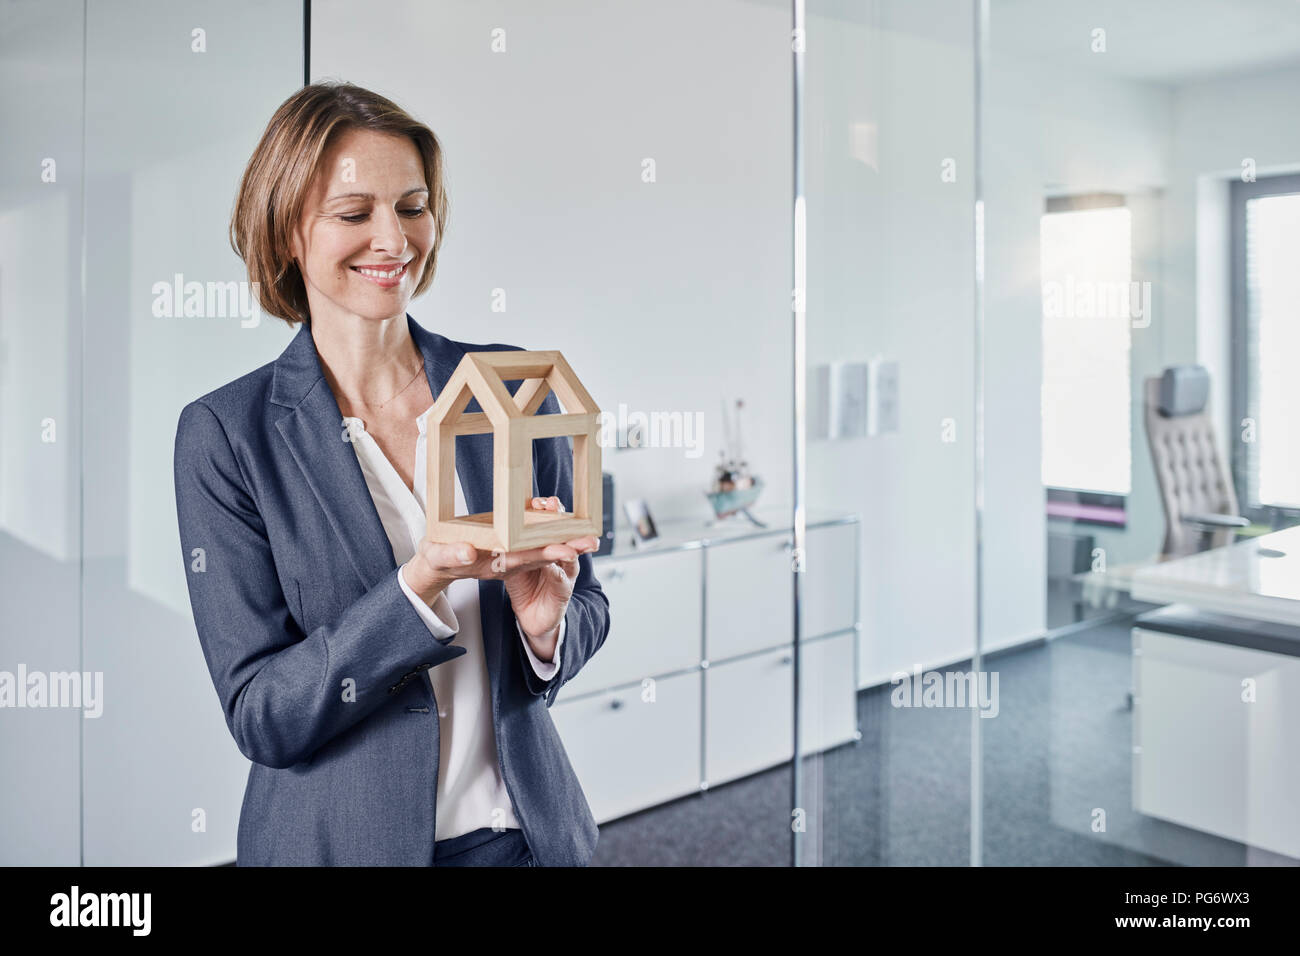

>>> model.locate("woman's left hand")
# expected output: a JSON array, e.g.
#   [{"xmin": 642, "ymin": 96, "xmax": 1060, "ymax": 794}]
[{"xmin": 503, "ymin": 496, "xmax": 600, "ymax": 660}]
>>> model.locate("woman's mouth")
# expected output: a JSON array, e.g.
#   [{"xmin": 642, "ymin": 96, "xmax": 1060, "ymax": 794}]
[{"xmin": 350, "ymin": 261, "xmax": 409, "ymax": 288}]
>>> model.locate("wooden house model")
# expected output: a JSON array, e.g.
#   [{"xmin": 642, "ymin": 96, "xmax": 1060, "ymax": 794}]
[{"xmin": 424, "ymin": 350, "xmax": 602, "ymax": 553}]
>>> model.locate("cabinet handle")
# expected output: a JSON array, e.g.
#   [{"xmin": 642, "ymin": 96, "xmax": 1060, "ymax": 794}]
[
  {"xmin": 779, "ymin": 655, "xmax": 793, "ymax": 666},
  {"xmin": 608, "ymin": 698, "xmax": 624, "ymax": 710}
]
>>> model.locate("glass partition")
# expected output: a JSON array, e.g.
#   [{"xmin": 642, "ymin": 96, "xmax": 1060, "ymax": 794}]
[
  {"xmin": 975, "ymin": 0, "xmax": 1300, "ymax": 865},
  {"xmin": 800, "ymin": 0, "xmax": 979, "ymax": 866},
  {"xmin": 0, "ymin": 0, "xmax": 85, "ymax": 866},
  {"xmin": 1, "ymin": 0, "xmax": 305, "ymax": 866},
  {"xmin": 79, "ymin": 0, "xmax": 304, "ymax": 866}
]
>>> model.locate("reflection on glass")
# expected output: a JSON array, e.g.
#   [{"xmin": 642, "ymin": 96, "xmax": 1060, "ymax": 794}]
[{"xmin": 1247, "ymin": 193, "xmax": 1300, "ymax": 508}]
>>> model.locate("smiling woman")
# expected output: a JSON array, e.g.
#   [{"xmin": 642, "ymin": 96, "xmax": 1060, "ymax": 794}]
[
  {"xmin": 228, "ymin": 81, "xmax": 449, "ymax": 328},
  {"xmin": 173, "ymin": 80, "xmax": 609, "ymax": 867}
]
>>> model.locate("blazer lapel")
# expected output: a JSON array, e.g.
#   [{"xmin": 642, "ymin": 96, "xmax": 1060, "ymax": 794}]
[{"xmin": 271, "ymin": 313, "xmax": 476, "ymax": 594}]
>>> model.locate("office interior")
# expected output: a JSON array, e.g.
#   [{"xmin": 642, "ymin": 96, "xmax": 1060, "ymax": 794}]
[{"xmin": 2, "ymin": 0, "xmax": 1299, "ymax": 867}]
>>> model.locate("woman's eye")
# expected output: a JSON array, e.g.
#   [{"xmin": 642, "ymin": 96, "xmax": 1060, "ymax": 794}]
[{"xmin": 339, "ymin": 208, "xmax": 425, "ymax": 223}]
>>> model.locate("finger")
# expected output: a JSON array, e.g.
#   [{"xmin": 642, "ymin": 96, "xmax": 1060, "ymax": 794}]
[
  {"xmin": 419, "ymin": 539, "xmax": 479, "ymax": 570},
  {"xmin": 557, "ymin": 552, "xmax": 581, "ymax": 579},
  {"xmin": 495, "ymin": 543, "xmax": 577, "ymax": 574},
  {"xmin": 529, "ymin": 541, "xmax": 581, "ymax": 562},
  {"xmin": 526, "ymin": 543, "xmax": 578, "ymax": 566}
]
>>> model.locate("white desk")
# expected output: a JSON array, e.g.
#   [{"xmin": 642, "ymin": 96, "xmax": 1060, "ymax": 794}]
[
  {"xmin": 1126, "ymin": 527, "xmax": 1300, "ymax": 860},
  {"xmin": 1130, "ymin": 525, "xmax": 1300, "ymax": 625}
]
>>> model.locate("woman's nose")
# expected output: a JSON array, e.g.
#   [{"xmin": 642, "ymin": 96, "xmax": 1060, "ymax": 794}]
[{"xmin": 371, "ymin": 207, "xmax": 409, "ymax": 255}]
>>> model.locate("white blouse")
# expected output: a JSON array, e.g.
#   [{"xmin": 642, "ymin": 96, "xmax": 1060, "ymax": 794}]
[{"xmin": 342, "ymin": 404, "xmax": 567, "ymax": 841}]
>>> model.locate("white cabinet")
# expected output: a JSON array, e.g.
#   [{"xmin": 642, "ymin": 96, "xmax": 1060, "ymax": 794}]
[
  {"xmin": 552, "ymin": 514, "xmax": 860, "ymax": 824},
  {"xmin": 799, "ymin": 632, "xmax": 857, "ymax": 754},
  {"xmin": 706, "ymin": 645, "xmax": 796, "ymax": 786},
  {"xmin": 548, "ymin": 671, "xmax": 701, "ymax": 823},
  {"xmin": 704, "ymin": 632, "xmax": 858, "ymax": 788},
  {"xmin": 706, "ymin": 534, "xmax": 794, "ymax": 660},
  {"xmin": 1133, "ymin": 626, "xmax": 1300, "ymax": 859},
  {"xmin": 704, "ymin": 522, "xmax": 858, "ymax": 661},
  {"xmin": 560, "ymin": 548, "xmax": 702, "ymax": 698},
  {"xmin": 804, "ymin": 524, "xmax": 857, "ymax": 639}
]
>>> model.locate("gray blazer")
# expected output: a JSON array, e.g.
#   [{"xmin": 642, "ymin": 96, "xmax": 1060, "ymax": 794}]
[{"xmin": 172, "ymin": 313, "xmax": 609, "ymax": 866}]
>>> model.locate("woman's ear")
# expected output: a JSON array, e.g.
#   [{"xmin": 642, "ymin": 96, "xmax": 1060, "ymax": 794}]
[{"xmin": 288, "ymin": 225, "xmax": 304, "ymax": 266}]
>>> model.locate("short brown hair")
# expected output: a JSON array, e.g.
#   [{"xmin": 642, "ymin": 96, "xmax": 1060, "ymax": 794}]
[{"xmin": 229, "ymin": 80, "xmax": 450, "ymax": 326}]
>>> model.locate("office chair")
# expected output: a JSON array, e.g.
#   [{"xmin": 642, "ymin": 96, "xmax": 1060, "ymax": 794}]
[
  {"xmin": 1144, "ymin": 364, "xmax": 1249, "ymax": 559},
  {"xmin": 1122, "ymin": 365, "xmax": 1250, "ymax": 713}
]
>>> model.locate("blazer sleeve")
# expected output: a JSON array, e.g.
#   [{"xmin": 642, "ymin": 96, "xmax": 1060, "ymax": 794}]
[
  {"xmin": 504, "ymin": 386, "xmax": 611, "ymax": 707},
  {"xmin": 173, "ymin": 399, "xmax": 466, "ymax": 770}
]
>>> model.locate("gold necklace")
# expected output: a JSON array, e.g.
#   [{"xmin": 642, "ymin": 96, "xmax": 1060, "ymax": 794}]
[{"xmin": 370, "ymin": 359, "xmax": 425, "ymax": 411}]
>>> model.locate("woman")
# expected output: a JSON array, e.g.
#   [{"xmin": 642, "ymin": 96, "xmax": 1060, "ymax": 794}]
[{"xmin": 173, "ymin": 81, "xmax": 608, "ymax": 867}]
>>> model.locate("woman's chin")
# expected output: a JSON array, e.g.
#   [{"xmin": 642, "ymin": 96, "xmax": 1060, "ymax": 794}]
[{"xmin": 342, "ymin": 298, "xmax": 412, "ymax": 322}]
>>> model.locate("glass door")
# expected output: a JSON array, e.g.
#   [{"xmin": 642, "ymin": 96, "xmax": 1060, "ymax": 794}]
[{"xmin": 798, "ymin": 0, "xmax": 981, "ymax": 866}]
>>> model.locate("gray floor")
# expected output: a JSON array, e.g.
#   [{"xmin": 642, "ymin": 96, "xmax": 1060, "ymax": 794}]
[{"xmin": 590, "ymin": 612, "xmax": 1300, "ymax": 866}]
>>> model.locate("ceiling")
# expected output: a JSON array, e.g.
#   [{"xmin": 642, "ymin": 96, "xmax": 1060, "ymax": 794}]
[{"xmin": 990, "ymin": 0, "xmax": 1300, "ymax": 84}]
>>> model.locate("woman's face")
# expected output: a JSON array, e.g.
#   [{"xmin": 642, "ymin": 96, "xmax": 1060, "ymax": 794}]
[{"xmin": 290, "ymin": 127, "xmax": 435, "ymax": 326}]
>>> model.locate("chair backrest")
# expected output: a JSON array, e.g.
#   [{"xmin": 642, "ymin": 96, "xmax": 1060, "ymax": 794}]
[{"xmin": 1143, "ymin": 367, "xmax": 1239, "ymax": 558}]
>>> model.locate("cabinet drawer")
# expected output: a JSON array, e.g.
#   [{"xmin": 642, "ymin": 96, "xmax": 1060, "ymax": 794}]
[
  {"xmin": 549, "ymin": 670, "xmax": 701, "ymax": 823},
  {"xmin": 706, "ymin": 534, "xmax": 793, "ymax": 659},
  {"xmin": 704, "ymin": 524, "xmax": 858, "ymax": 660},
  {"xmin": 804, "ymin": 524, "xmax": 857, "ymax": 638},
  {"xmin": 704, "ymin": 633, "xmax": 858, "ymax": 787},
  {"xmin": 564, "ymin": 549, "xmax": 702, "ymax": 697},
  {"xmin": 705, "ymin": 645, "xmax": 795, "ymax": 786},
  {"xmin": 799, "ymin": 631, "xmax": 858, "ymax": 753}
]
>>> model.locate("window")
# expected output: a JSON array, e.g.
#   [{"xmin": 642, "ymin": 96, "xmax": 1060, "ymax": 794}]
[
  {"xmin": 1040, "ymin": 197, "xmax": 1133, "ymax": 502},
  {"xmin": 1232, "ymin": 173, "xmax": 1300, "ymax": 516}
]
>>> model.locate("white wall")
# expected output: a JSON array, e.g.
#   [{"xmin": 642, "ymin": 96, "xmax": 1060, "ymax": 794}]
[{"xmin": 315, "ymin": 0, "xmax": 793, "ymax": 524}]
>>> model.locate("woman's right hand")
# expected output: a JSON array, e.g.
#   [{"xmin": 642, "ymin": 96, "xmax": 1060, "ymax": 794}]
[{"xmin": 401, "ymin": 535, "xmax": 593, "ymax": 607}]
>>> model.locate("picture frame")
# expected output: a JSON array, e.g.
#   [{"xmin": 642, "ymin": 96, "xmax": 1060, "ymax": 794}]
[{"xmin": 623, "ymin": 498, "xmax": 659, "ymax": 542}]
